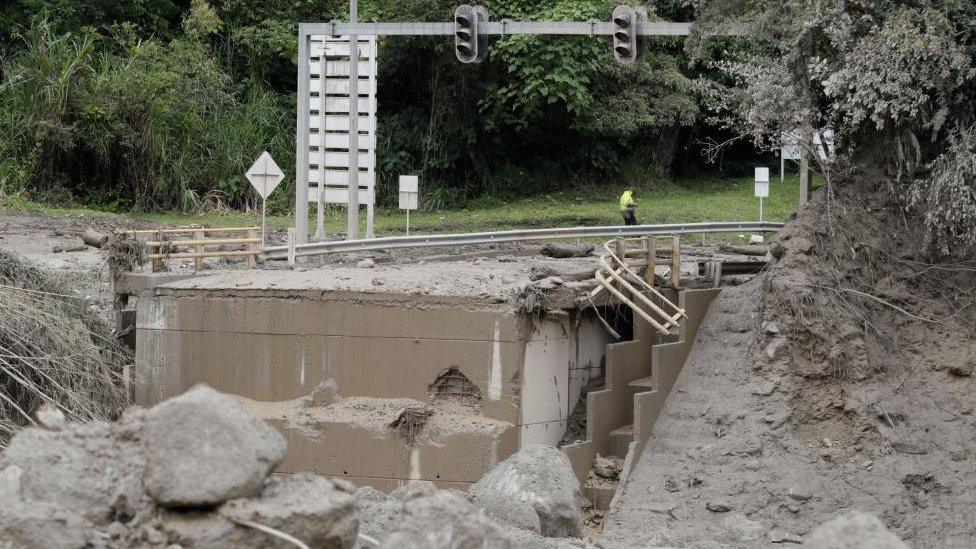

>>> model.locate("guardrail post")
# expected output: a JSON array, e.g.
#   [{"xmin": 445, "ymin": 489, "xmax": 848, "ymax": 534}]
[
  {"xmin": 287, "ymin": 228, "xmax": 296, "ymax": 267},
  {"xmin": 194, "ymin": 230, "xmax": 204, "ymax": 271},
  {"xmin": 670, "ymin": 234, "xmax": 681, "ymax": 288}
]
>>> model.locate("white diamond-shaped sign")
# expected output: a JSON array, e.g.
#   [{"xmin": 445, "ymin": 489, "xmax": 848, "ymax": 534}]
[{"xmin": 246, "ymin": 151, "xmax": 285, "ymax": 199}]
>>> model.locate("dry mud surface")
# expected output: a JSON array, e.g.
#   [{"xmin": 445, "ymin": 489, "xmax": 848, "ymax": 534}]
[
  {"xmin": 604, "ymin": 176, "xmax": 976, "ymax": 548},
  {"xmin": 604, "ymin": 280, "xmax": 976, "ymax": 548}
]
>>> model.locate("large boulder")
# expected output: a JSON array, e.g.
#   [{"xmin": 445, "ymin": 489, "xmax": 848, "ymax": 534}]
[
  {"xmin": 0, "ymin": 416, "xmax": 149, "ymax": 524},
  {"xmin": 142, "ymin": 385, "xmax": 287, "ymax": 507},
  {"xmin": 380, "ymin": 491, "xmax": 516, "ymax": 548},
  {"xmin": 469, "ymin": 445, "xmax": 582, "ymax": 538},
  {"xmin": 807, "ymin": 511, "xmax": 909, "ymax": 549}
]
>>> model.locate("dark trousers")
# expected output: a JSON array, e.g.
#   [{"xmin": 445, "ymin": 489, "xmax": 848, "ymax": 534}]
[{"xmin": 621, "ymin": 207, "xmax": 637, "ymax": 226}]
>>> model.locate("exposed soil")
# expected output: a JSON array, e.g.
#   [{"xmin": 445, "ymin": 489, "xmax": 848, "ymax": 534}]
[{"xmin": 603, "ymin": 176, "xmax": 976, "ymax": 548}]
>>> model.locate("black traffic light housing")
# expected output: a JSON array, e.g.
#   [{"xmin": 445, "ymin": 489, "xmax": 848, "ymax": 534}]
[
  {"xmin": 455, "ymin": 5, "xmax": 490, "ymax": 63},
  {"xmin": 611, "ymin": 5, "xmax": 647, "ymax": 64}
]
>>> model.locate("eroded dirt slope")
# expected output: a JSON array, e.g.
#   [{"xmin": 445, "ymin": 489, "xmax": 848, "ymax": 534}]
[{"xmin": 604, "ymin": 176, "xmax": 976, "ymax": 548}]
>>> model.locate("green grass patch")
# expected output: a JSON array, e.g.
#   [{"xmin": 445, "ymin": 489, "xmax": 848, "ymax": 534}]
[{"xmin": 2, "ymin": 174, "xmax": 816, "ymax": 237}]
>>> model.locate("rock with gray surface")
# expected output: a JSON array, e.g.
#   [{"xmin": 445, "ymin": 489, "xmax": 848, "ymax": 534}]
[
  {"xmin": 0, "ymin": 386, "xmax": 355, "ymax": 549},
  {"xmin": 220, "ymin": 474, "xmax": 359, "ymax": 548},
  {"xmin": 142, "ymin": 385, "xmax": 287, "ymax": 507},
  {"xmin": 380, "ymin": 491, "xmax": 516, "ymax": 548},
  {"xmin": 468, "ymin": 444, "xmax": 582, "ymax": 538},
  {"xmin": 356, "ymin": 486, "xmax": 403, "ymax": 541},
  {"xmin": 806, "ymin": 511, "xmax": 908, "ymax": 549}
]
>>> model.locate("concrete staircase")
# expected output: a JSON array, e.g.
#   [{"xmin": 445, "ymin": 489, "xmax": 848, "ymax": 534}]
[{"xmin": 562, "ymin": 288, "xmax": 720, "ymax": 508}]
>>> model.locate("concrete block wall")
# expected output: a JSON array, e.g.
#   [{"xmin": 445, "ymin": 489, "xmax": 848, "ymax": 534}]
[{"xmin": 563, "ymin": 289, "xmax": 720, "ymax": 485}]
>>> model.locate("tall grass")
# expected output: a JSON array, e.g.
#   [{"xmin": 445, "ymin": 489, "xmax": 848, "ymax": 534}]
[{"xmin": 0, "ymin": 17, "xmax": 292, "ymax": 212}]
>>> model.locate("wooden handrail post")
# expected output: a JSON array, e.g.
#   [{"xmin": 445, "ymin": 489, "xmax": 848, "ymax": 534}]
[
  {"xmin": 247, "ymin": 229, "xmax": 258, "ymax": 268},
  {"xmin": 151, "ymin": 230, "xmax": 163, "ymax": 273},
  {"xmin": 194, "ymin": 230, "xmax": 204, "ymax": 271},
  {"xmin": 645, "ymin": 235, "xmax": 655, "ymax": 284}
]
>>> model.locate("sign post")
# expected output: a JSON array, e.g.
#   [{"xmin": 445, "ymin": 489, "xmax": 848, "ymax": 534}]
[
  {"xmin": 398, "ymin": 175, "xmax": 419, "ymax": 235},
  {"xmin": 246, "ymin": 151, "xmax": 285, "ymax": 248},
  {"xmin": 754, "ymin": 167, "xmax": 769, "ymax": 222}
]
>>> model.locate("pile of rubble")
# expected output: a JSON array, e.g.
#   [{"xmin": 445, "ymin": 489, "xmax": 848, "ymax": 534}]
[
  {"xmin": 0, "ymin": 385, "xmax": 910, "ymax": 548},
  {"xmin": 0, "ymin": 385, "xmax": 592, "ymax": 548}
]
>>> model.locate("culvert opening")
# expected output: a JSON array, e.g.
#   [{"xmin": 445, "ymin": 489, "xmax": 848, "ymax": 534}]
[{"xmin": 429, "ymin": 367, "xmax": 482, "ymax": 406}]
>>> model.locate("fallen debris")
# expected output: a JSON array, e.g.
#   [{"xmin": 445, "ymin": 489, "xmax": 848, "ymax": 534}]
[
  {"xmin": 81, "ymin": 228, "xmax": 109, "ymax": 249},
  {"xmin": 142, "ymin": 386, "xmax": 287, "ymax": 507},
  {"xmin": 0, "ymin": 384, "xmax": 358, "ymax": 548},
  {"xmin": 52, "ymin": 243, "xmax": 88, "ymax": 253},
  {"xmin": 0, "ymin": 249, "xmax": 129, "ymax": 445},
  {"xmin": 469, "ymin": 444, "xmax": 583, "ymax": 538},
  {"xmin": 540, "ymin": 243, "xmax": 595, "ymax": 259},
  {"xmin": 806, "ymin": 511, "xmax": 908, "ymax": 548},
  {"xmin": 718, "ymin": 244, "xmax": 768, "ymax": 256}
]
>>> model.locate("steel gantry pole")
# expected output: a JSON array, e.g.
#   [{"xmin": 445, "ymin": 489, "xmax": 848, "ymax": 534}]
[
  {"xmin": 346, "ymin": 0, "xmax": 361, "ymax": 240},
  {"xmin": 295, "ymin": 26, "xmax": 311, "ymax": 244}
]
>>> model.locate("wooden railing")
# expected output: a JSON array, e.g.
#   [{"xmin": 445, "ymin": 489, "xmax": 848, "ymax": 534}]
[
  {"xmin": 118, "ymin": 227, "xmax": 261, "ymax": 271},
  {"xmin": 590, "ymin": 235, "xmax": 686, "ymax": 336}
]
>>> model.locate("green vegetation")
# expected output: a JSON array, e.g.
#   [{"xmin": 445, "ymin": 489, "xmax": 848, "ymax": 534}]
[
  {"xmin": 0, "ymin": 1, "xmax": 752, "ymax": 215},
  {"xmin": 2, "ymin": 174, "xmax": 810, "ymax": 236}
]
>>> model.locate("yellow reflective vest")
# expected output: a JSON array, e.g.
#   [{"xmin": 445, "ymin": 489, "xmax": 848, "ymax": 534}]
[{"xmin": 619, "ymin": 190, "xmax": 635, "ymax": 211}]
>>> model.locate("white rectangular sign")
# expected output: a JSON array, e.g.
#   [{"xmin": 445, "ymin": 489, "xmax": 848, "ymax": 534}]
[
  {"xmin": 308, "ymin": 35, "xmax": 378, "ymax": 207},
  {"xmin": 399, "ymin": 175, "xmax": 419, "ymax": 210}
]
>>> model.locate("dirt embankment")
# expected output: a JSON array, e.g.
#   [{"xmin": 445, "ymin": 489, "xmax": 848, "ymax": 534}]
[{"xmin": 604, "ymin": 175, "xmax": 976, "ymax": 548}]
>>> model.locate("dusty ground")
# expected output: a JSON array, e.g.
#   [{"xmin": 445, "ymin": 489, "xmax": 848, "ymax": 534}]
[{"xmin": 603, "ymin": 176, "xmax": 976, "ymax": 548}]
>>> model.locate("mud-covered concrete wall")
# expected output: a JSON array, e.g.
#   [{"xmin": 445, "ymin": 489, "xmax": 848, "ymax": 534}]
[
  {"xmin": 134, "ymin": 287, "xmax": 608, "ymax": 491},
  {"xmin": 135, "ymin": 290, "xmax": 535, "ymax": 423}
]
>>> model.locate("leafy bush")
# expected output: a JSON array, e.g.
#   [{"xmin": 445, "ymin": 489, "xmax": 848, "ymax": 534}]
[{"xmin": 0, "ymin": 17, "xmax": 291, "ymax": 212}]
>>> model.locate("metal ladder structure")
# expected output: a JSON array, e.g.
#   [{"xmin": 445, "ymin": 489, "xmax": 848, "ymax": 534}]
[{"xmin": 591, "ymin": 235, "xmax": 686, "ymax": 336}]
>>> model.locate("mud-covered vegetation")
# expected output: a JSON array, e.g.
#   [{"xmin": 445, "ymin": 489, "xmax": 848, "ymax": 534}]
[{"xmin": 0, "ymin": 250, "xmax": 129, "ymax": 446}]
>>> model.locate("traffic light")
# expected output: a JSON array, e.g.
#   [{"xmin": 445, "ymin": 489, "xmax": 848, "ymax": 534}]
[
  {"xmin": 455, "ymin": 5, "xmax": 489, "ymax": 63},
  {"xmin": 611, "ymin": 5, "xmax": 646, "ymax": 64}
]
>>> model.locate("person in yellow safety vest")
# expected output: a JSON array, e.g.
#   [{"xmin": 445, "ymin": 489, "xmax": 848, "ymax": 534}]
[{"xmin": 619, "ymin": 187, "xmax": 637, "ymax": 226}]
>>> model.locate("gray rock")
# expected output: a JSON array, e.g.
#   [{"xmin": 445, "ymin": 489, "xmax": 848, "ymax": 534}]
[
  {"xmin": 0, "ymin": 418, "xmax": 150, "ymax": 523},
  {"xmin": 765, "ymin": 337, "xmax": 787, "ymax": 361},
  {"xmin": 0, "ymin": 465, "xmax": 92, "ymax": 549},
  {"xmin": 723, "ymin": 512, "xmax": 764, "ymax": 542},
  {"xmin": 592, "ymin": 455, "xmax": 621, "ymax": 480},
  {"xmin": 762, "ymin": 321, "xmax": 780, "ymax": 335},
  {"xmin": 806, "ymin": 511, "xmax": 908, "ymax": 548},
  {"xmin": 892, "ymin": 440, "xmax": 929, "ymax": 455},
  {"xmin": 793, "ymin": 237, "xmax": 814, "ymax": 254},
  {"xmin": 390, "ymin": 481, "xmax": 438, "ymax": 502},
  {"xmin": 706, "ymin": 501, "xmax": 732, "ymax": 513},
  {"xmin": 497, "ymin": 255, "xmax": 517, "ymax": 262},
  {"xmin": 221, "ymin": 473, "xmax": 359, "ymax": 548},
  {"xmin": 311, "ymin": 379, "xmax": 339, "ymax": 407},
  {"xmin": 472, "ymin": 491, "xmax": 542, "ymax": 534},
  {"xmin": 357, "ymin": 258, "xmax": 375, "ymax": 268},
  {"xmin": 749, "ymin": 381, "xmax": 777, "ymax": 397},
  {"xmin": 469, "ymin": 444, "xmax": 582, "ymax": 538},
  {"xmin": 356, "ymin": 486, "xmax": 402, "ymax": 542},
  {"xmin": 769, "ymin": 529, "xmax": 803, "ymax": 544},
  {"xmin": 143, "ymin": 385, "xmax": 287, "ymax": 507},
  {"xmin": 380, "ymin": 491, "xmax": 515, "ymax": 548},
  {"xmin": 949, "ymin": 360, "xmax": 974, "ymax": 377}
]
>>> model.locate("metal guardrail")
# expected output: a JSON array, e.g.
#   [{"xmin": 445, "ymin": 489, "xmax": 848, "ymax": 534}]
[{"xmin": 261, "ymin": 221, "xmax": 784, "ymax": 261}]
